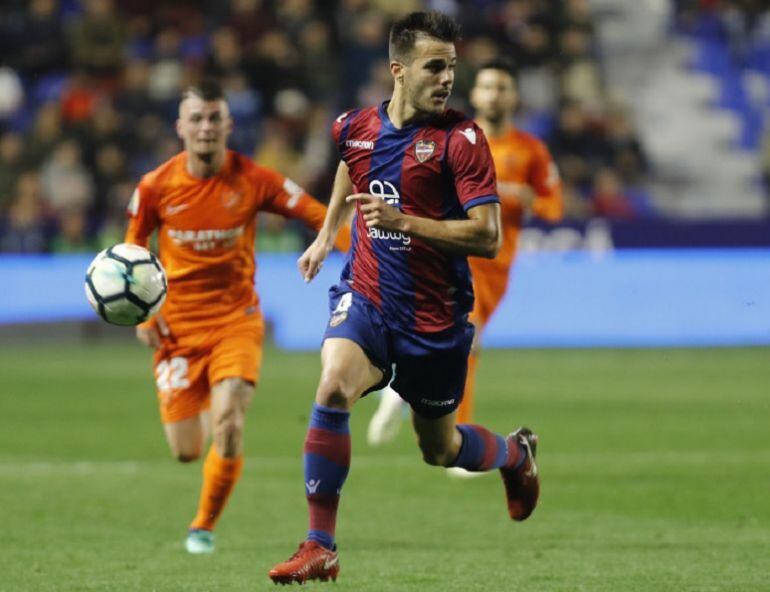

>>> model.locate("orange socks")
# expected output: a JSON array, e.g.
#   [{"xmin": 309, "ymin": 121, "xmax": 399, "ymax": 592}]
[
  {"xmin": 457, "ymin": 352, "xmax": 479, "ymax": 424},
  {"xmin": 189, "ymin": 446, "xmax": 243, "ymax": 532}
]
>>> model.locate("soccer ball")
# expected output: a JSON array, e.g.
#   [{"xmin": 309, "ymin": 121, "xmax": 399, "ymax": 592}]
[{"xmin": 85, "ymin": 243, "xmax": 167, "ymax": 326}]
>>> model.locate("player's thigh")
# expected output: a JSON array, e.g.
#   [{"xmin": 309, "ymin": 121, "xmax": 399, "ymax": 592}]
[
  {"xmin": 317, "ymin": 338, "xmax": 384, "ymax": 409},
  {"xmin": 319, "ymin": 286, "xmax": 391, "ymax": 408},
  {"xmin": 163, "ymin": 414, "xmax": 208, "ymax": 462}
]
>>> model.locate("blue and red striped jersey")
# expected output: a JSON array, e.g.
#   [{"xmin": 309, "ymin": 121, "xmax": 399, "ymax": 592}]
[{"xmin": 332, "ymin": 102, "xmax": 499, "ymax": 333}]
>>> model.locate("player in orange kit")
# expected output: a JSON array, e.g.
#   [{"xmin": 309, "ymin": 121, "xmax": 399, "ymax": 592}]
[
  {"xmin": 125, "ymin": 81, "xmax": 346, "ymax": 553},
  {"xmin": 367, "ymin": 60, "xmax": 563, "ymax": 464}
]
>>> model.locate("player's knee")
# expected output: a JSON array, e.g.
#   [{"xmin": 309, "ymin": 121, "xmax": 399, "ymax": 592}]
[
  {"xmin": 315, "ymin": 371, "xmax": 357, "ymax": 410},
  {"xmin": 174, "ymin": 451, "xmax": 201, "ymax": 463}
]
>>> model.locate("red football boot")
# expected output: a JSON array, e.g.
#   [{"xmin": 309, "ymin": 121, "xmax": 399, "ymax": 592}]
[
  {"xmin": 269, "ymin": 541, "xmax": 340, "ymax": 585},
  {"xmin": 500, "ymin": 427, "xmax": 539, "ymax": 521}
]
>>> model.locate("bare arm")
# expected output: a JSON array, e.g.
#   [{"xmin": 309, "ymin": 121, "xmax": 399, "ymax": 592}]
[
  {"xmin": 347, "ymin": 194, "xmax": 502, "ymax": 259},
  {"xmin": 297, "ymin": 161, "xmax": 355, "ymax": 282}
]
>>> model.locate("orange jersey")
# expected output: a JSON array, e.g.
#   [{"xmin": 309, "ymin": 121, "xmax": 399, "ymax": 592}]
[
  {"xmin": 468, "ymin": 127, "xmax": 563, "ymax": 325},
  {"xmin": 125, "ymin": 150, "xmax": 331, "ymax": 334}
]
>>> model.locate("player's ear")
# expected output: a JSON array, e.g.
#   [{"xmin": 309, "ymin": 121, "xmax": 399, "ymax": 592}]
[
  {"xmin": 390, "ymin": 60, "xmax": 405, "ymax": 85},
  {"xmin": 175, "ymin": 118, "xmax": 183, "ymax": 140}
]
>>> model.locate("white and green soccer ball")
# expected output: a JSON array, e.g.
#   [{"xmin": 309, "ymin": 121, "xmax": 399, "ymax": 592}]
[{"xmin": 85, "ymin": 243, "xmax": 167, "ymax": 326}]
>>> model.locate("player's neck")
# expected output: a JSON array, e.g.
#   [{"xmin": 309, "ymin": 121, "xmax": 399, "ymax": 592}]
[
  {"xmin": 386, "ymin": 92, "xmax": 431, "ymax": 128},
  {"xmin": 476, "ymin": 117, "xmax": 514, "ymax": 140},
  {"xmin": 186, "ymin": 150, "xmax": 226, "ymax": 178}
]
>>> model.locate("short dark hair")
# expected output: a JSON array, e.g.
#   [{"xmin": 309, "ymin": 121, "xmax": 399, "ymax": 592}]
[
  {"xmin": 388, "ymin": 11, "xmax": 461, "ymax": 63},
  {"xmin": 182, "ymin": 79, "xmax": 225, "ymax": 102},
  {"xmin": 476, "ymin": 58, "xmax": 518, "ymax": 84}
]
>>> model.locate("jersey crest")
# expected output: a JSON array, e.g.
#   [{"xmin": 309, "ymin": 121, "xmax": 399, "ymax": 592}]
[{"xmin": 414, "ymin": 139, "xmax": 436, "ymax": 163}]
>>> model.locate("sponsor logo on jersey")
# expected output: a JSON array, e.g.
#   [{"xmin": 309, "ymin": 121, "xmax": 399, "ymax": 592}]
[
  {"xmin": 368, "ymin": 180, "xmax": 400, "ymax": 206},
  {"xmin": 167, "ymin": 226, "xmax": 244, "ymax": 251},
  {"xmin": 367, "ymin": 227, "xmax": 411, "ymax": 249},
  {"xmin": 345, "ymin": 139, "xmax": 374, "ymax": 150},
  {"xmin": 414, "ymin": 139, "xmax": 436, "ymax": 163},
  {"xmin": 364, "ymin": 180, "xmax": 411, "ymax": 250},
  {"xmin": 459, "ymin": 127, "xmax": 477, "ymax": 145}
]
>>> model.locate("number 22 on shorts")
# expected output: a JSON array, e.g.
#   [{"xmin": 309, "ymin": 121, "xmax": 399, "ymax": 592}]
[{"xmin": 155, "ymin": 356, "xmax": 191, "ymax": 391}]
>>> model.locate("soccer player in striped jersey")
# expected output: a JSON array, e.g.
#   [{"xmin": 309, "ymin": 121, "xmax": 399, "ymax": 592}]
[
  {"xmin": 268, "ymin": 12, "xmax": 540, "ymax": 585},
  {"xmin": 366, "ymin": 61, "xmax": 564, "ymax": 474}
]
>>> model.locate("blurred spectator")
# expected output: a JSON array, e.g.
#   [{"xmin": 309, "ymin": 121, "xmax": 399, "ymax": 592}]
[
  {"xmin": 247, "ymin": 31, "xmax": 302, "ymax": 110},
  {"xmin": 276, "ymin": 0, "xmax": 318, "ymax": 41},
  {"xmin": 590, "ymin": 168, "xmax": 639, "ymax": 220},
  {"xmin": 341, "ymin": 11, "xmax": 389, "ymax": 107},
  {"xmin": 9, "ymin": 0, "xmax": 67, "ymax": 79},
  {"xmin": 115, "ymin": 59, "xmax": 154, "ymax": 120},
  {"xmin": 50, "ymin": 207, "xmax": 98, "ymax": 253},
  {"xmin": 67, "ymin": 0, "xmax": 128, "ymax": 77},
  {"xmin": 60, "ymin": 72, "xmax": 103, "ymax": 125},
  {"xmin": 298, "ymin": 20, "xmax": 340, "ymax": 104},
  {"xmin": 0, "ymin": 133, "xmax": 24, "ymax": 211},
  {"xmin": 23, "ymin": 102, "xmax": 63, "ymax": 167},
  {"xmin": 226, "ymin": 0, "xmax": 274, "ymax": 49},
  {"xmin": 0, "ymin": 66, "xmax": 25, "ymax": 123},
  {"xmin": 224, "ymin": 73, "xmax": 262, "ymax": 154},
  {"xmin": 548, "ymin": 100, "xmax": 611, "ymax": 188},
  {"xmin": 40, "ymin": 140, "xmax": 95, "ymax": 212},
  {"xmin": 0, "ymin": 173, "xmax": 52, "ymax": 253},
  {"xmin": 604, "ymin": 102, "xmax": 649, "ymax": 184},
  {"xmin": 557, "ymin": 25, "xmax": 603, "ymax": 112},
  {"xmin": 207, "ymin": 27, "xmax": 243, "ymax": 78}
]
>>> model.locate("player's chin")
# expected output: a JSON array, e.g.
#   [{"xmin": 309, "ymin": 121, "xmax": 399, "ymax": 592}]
[{"xmin": 427, "ymin": 97, "xmax": 448, "ymax": 113}]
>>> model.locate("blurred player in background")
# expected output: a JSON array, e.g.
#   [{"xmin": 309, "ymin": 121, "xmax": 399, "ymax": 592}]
[
  {"xmin": 125, "ymin": 81, "xmax": 347, "ymax": 554},
  {"xmin": 366, "ymin": 60, "xmax": 564, "ymax": 470},
  {"xmin": 268, "ymin": 12, "xmax": 540, "ymax": 584}
]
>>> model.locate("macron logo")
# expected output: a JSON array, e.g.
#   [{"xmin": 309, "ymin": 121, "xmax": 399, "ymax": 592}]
[
  {"xmin": 346, "ymin": 139, "xmax": 374, "ymax": 150},
  {"xmin": 459, "ymin": 127, "xmax": 477, "ymax": 145},
  {"xmin": 306, "ymin": 479, "xmax": 321, "ymax": 494}
]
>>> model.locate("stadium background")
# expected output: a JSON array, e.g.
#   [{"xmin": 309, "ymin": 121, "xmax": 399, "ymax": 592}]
[{"xmin": 1, "ymin": 1, "xmax": 768, "ymax": 591}]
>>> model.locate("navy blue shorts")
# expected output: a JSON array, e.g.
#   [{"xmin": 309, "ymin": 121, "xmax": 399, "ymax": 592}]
[{"xmin": 323, "ymin": 284, "xmax": 474, "ymax": 419}]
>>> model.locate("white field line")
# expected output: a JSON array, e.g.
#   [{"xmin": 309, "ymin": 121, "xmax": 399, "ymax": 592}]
[{"xmin": 1, "ymin": 450, "xmax": 768, "ymax": 477}]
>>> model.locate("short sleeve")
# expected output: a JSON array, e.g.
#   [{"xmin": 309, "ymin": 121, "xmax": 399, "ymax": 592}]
[
  {"xmin": 447, "ymin": 122, "xmax": 499, "ymax": 211},
  {"xmin": 124, "ymin": 180, "xmax": 160, "ymax": 247},
  {"xmin": 331, "ymin": 109, "xmax": 357, "ymax": 161}
]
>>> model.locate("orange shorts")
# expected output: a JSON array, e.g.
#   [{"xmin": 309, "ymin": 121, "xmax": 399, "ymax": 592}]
[
  {"xmin": 469, "ymin": 262, "xmax": 511, "ymax": 329},
  {"xmin": 152, "ymin": 311, "xmax": 264, "ymax": 424}
]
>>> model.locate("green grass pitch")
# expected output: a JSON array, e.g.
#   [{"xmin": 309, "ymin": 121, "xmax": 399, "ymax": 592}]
[{"xmin": 1, "ymin": 341, "xmax": 768, "ymax": 591}]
